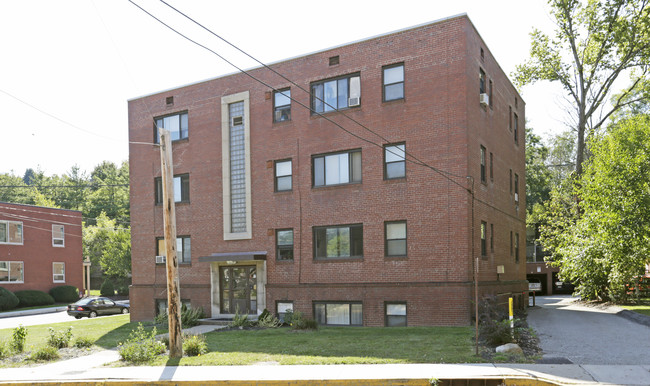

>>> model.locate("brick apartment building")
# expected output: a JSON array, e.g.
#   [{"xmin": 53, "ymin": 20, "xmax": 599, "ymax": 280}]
[
  {"xmin": 0, "ymin": 202, "xmax": 83, "ymax": 294},
  {"xmin": 128, "ymin": 14, "xmax": 527, "ymax": 326}
]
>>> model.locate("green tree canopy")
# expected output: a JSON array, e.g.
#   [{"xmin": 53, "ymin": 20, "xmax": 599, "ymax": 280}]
[
  {"xmin": 541, "ymin": 114, "xmax": 650, "ymax": 301},
  {"xmin": 516, "ymin": 0, "xmax": 650, "ymax": 176}
]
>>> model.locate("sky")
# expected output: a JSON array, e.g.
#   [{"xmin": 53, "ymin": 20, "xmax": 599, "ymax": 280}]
[{"xmin": 0, "ymin": 0, "xmax": 564, "ymax": 177}]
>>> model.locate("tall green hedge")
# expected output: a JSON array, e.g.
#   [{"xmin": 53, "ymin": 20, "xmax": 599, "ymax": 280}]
[
  {"xmin": 100, "ymin": 280, "xmax": 115, "ymax": 297},
  {"xmin": 49, "ymin": 285, "xmax": 79, "ymax": 303},
  {"xmin": 14, "ymin": 290, "xmax": 55, "ymax": 307},
  {"xmin": 0, "ymin": 287, "xmax": 19, "ymax": 311}
]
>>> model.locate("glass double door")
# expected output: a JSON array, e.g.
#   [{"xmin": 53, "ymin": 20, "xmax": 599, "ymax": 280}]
[{"xmin": 220, "ymin": 266, "xmax": 257, "ymax": 314}]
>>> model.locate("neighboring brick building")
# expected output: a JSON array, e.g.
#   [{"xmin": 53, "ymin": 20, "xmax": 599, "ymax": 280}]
[
  {"xmin": 0, "ymin": 202, "xmax": 83, "ymax": 294},
  {"xmin": 128, "ymin": 14, "xmax": 527, "ymax": 326}
]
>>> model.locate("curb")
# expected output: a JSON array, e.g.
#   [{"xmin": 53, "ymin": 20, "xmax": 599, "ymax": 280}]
[
  {"xmin": 617, "ymin": 309, "xmax": 650, "ymax": 327},
  {"xmin": 0, "ymin": 306, "xmax": 67, "ymax": 319}
]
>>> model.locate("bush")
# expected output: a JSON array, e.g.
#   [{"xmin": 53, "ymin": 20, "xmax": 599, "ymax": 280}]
[
  {"xmin": 118, "ymin": 323, "xmax": 166, "ymax": 364},
  {"xmin": 116, "ymin": 285, "xmax": 130, "ymax": 296},
  {"xmin": 182, "ymin": 334, "xmax": 208, "ymax": 357},
  {"xmin": 73, "ymin": 336, "xmax": 95, "ymax": 349},
  {"xmin": 0, "ymin": 341, "xmax": 10, "ymax": 359},
  {"xmin": 155, "ymin": 305, "xmax": 206, "ymax": 328},
  {"xmin": 229, "ymin": 309, "xmax": 253, "ymax": 328},
  {"xmin": 14, "ymin": 290, "xmax": 54, "ymax": 308},
  {"xmin": 49, "ymin": 285, "xmax": 79, "ymax": 303},
  {"xmin": 290, "ymin": 311, "xmax": 318, "ymax": 330},
  {"xmin": 47, "ymin": 327, "xmax": 73, "ymax": 349},
  {"xmin": 257, "ymin": 309, "xmax": 281, "ymax": 328},
  {"xmin": 29, "ymin": 346, "xmax": 59, "ymax": 361},
  {"xmin": 100, "ymin": 280, "xmax": 115, "ymax": 297},
  {"xmin": 0, "ymin": 287, "xmax": 19, "ymax": 311},
  {"xmin": 11, "ymin": 325, "xmax": 27, "ymax": 353}
]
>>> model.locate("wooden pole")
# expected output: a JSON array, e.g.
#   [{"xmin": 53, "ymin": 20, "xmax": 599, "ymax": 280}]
[{"xmin": 159, "ymin": 128, "xmax": 183, "ymax": 358}]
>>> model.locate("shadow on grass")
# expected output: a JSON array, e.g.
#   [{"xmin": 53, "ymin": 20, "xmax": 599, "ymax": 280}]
[{"xmin": 94, "ymin": 321, "xmax": 163, "ymax": 349}]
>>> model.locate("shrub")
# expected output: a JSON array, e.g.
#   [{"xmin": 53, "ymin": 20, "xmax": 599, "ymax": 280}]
[
  {"xmin": 29, "ymin": 346, "xmax": 59, "ymax": 361},
  {"xmin": 182, "ymin": 334, "xmax": 208, "ymax": 357},
  {"xmin": 14, "ymin": 290, "xmax": 54, "ymax": 308},
  {"xmin": 155, "ymin": 305, "xmax": 206, "ymax": 328},
  {"xmin": 290, "ymin": 311, "xmax": 318, "ymax": 330},
  {"xmin": 47, "ymin": 327, "xmax": 73, "ymax": 349},
  {"xmin": 0, "ymin": 341, "xmax": 10, "ymax": 359},
  {"xmin": 100, "ymin": 280, "xmax": 115, "ymax": 297},
  {"xmin": 73, "ymin": 336, "xmax": 95, "ymax": 349},
  {"xmin": 11, "ymin": 325, "xmax": 27, "ymax": 353},
  {"xmin": 229, "ymin": 309, "xmax": 253, "ymax": 328},
  {"xmin": 257, "ymin": 309, "xmax": 281, "ymax": 328},
  {"xmin": 49, "ymin": 285, "xmax": 79, "ymax": 303},
  {"xmin": 116, "ymin": 285, "xmax": 130, "ymax": 296},
  {"xmin": 0, "ymin": 287, "xmax": 19, "ymax": 311},
  {"xmin": 118, "ymin": 323, "xmax": 166, "ymax": 364}
]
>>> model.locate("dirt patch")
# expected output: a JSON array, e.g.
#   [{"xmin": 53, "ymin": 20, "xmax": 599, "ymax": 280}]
[{"xmin": 1, "ymin": 346, "xmax": 102, "ymax": 368}]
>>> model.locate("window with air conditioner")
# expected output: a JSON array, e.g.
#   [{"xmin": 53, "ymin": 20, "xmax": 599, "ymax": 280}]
[
  {"xmin": 273, "ymin": 88, "xmax": 291, "ymax": 122},
  {"xmin": 156, "ymin": 236, "xmax": 191, "ymax": 264},
  {"xmin": 52, "ymin": 224, "xmax": 64, "ymax": 247},
  {"xmin": 311, "ymin": 73, "xmax": 361, "ymax": 113}
]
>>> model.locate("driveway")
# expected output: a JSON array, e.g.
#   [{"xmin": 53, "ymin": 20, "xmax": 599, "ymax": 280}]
[{"xmin": 528, "ymin": 295, "xmax": 650, "ymax": 365}]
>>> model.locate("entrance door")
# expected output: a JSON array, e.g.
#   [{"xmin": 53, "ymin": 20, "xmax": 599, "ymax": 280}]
[{"xmin": 220, "ymin": 266, "xmax": 257, "ymax": 314}]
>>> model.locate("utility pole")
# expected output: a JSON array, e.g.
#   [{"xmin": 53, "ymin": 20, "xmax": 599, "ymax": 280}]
[{"xmin": 159, "ymin": 128, "xmax": 183, "ymax": 358}]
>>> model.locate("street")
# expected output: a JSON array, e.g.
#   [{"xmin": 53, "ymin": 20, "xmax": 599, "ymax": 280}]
[{"xmin": 528, "ymin": 295, "xmax": 650, "ymax": 365}]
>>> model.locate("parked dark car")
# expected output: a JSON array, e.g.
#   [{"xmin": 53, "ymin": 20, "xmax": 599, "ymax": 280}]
[{"xmin": 67, "ymin": 297, "xmax": 129, "ymax": 319}]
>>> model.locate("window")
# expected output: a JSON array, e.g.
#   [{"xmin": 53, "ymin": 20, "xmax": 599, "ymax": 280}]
[
  {"xmin": 0, "ymin": 261, "xmax": 23, "ymax": 283},
  {"xmin": 490, "ymin": 223, "xmax": 494, "ymax": 252},
  {"xmin": 489, "ymin": 79, "xmax": 493, "ymax": 108},
  {"xmin": 154, "ymin": 111, "xmax": 188, "ymax": 143},
  {"xmin": 480, "ymin": 146, "xmax": 486, "ymax": 183},
  {"xmin": 314, "ymin": 302, "xmax": 362, "ymax": 326},
  {"xmin": 276, "ymin": 229, "xmax": 294, "ymax": 261},
  {"xmin": 480, "ymin": 222, "xmax": 487, "ymax": 257},
  {"xmin": 513, "ymin": 113, "xmax": 519, "ymax": 144},
  {"xmin": 0, "ymin": 221, "xmax": 23, "ymax": 244},
  {"xmin": 313, "ymin": 224, "xmax": 363, "ymax": 259},
  {"xmin": 479, "ymin": 68, "xmax": 486, "ymax": 94},
  {"xmin": 277, "ymin": 301, "xmax": 293, "ymax": 322},
  {"xmin": 311, "ymin": 74, "xmax": 361, "ymax": 113},
  {"xmin": 313, "ymin": 150, "xmax": 361, "ymax": 187},
  {"xmin": 156, "ymin": 298, "xmax": 191, "ymax": 316},
  {"xmin": 509, "ymin": 106, "xmax": 513, "ymax": 132},
  {"xmin": 275, "ymin": 160, "xmax": 292, "ymax": 192},
  {"xmin": 514, "ymin": 173, "xmax": 519, "ymax": 202},
  {"xmin": 385, "ymin": 221, "xmax": 407, "ymax": 257},
  {"xmin": 515, "ymin": 233, "xmax": 520, "ymax": 262},
  {"xmin": 156, "ymin": 236, "xmax": 191, "ymax": 264},
  {"xmin": 384, "ymin": 143, "xmax": 406, "ymax": 179},
  {"xmin": 53, "ymin": 262, "xmax": 65, "ymax": 283},
  {"xmin": 52, "ymin": 224, "xmax": 64, "ymax": 247},
  {"xmin": 510, "ymin": 231, "xmax": 514, "ymax": 256},
  {"xmin": 383, "ymin": 63, "xmax": 404, "ymax": 102},
  {"xmin": 273, "ymin": 89, "xmax": 291, "ymax": 122},
  {"xmin": 155, "ymin": 174, "xmax": 190, "ymax": 204},
  {"xmin": 385, "ymin": 302, "xmax": 407, "ymax": 327},
  {"xmin": 489, "ymin": 152, "xmax": 494, "ymax": 181},
  {"xmin": 509, "ymin": 169, "xmax": 513, "ymax": 194}
]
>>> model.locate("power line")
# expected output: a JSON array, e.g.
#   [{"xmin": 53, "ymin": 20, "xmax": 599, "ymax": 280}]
[{"xmin": 0, "ymin": 184, "xmax": 128, "ymax": 188}]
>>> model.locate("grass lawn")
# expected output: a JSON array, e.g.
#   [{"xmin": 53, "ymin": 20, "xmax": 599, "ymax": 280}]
[
  {"xmin": 621, "ymin": 304, "xmax": 650, "ymax": 317},
  {"xmin": 157, "ymin": 326, "xmax": 481, "ymax": 366},
  {"xmin": 0, "ymin": 315, "xmax": 162, "ymax": 350}
]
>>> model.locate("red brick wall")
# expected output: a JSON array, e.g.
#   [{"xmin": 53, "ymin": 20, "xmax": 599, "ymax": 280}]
[
  {"xmin": 0, "ymin": 202, "xmax": 83, "ymax": 295},
  {"xmin": 128, "ymin": 15, "xmax": 527, "ymax": 325}
]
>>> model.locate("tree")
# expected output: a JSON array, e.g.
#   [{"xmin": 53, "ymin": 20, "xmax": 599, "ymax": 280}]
[
  {"xmin": 525, "ymin": 127, "xmax": 552, "ymax": 213},
  {"xmin": 86, "ymin": 161, "xmax": 129, "ymax": 224},
  {"xmin": 542, "ymin": 114, "xmax": 650, "ymax": 301},
  {"xmin": 83, "ymin": 212, "xmax": 131, "ymax": 279},
  {"xmin": 516, "ymin": 0, "xmax": 650, "ymax": 176}
]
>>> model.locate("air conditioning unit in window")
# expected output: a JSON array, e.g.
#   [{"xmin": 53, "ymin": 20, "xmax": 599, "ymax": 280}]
[
  {"xmin": 155, "ymin": 255, "xmax": 166, "ymax": 264},
  {"xmin": 348, "ymin": 97, "xmax": 360, "ymax": 107},
  {"xmin": 480, "ymin": 93, "xmax": 489, "ymax": 107},
  {"xmin": 514, "ymin": 193, "xmax": 519, "ymax": 202}
]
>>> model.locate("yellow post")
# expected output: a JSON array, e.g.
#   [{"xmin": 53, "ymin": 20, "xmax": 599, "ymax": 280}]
[{"xmin": 509, "ymin": 297, "xmax": 514, "ymax": 336}]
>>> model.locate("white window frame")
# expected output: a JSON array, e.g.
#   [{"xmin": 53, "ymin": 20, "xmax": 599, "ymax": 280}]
[
  {"xmin": 53, "ymin": 262, "xmax": 65, "ymax": 283},
  {"xmin": 52, "ymin": 224, "xmax": 65, "ymax": 247},
  {"xmin": 0, "ymin": 261, "xmax": 24, "ymax": 283},
  {"xmin": 0, "ymin": 221, "xmax": 23, "ymax": 245}
]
